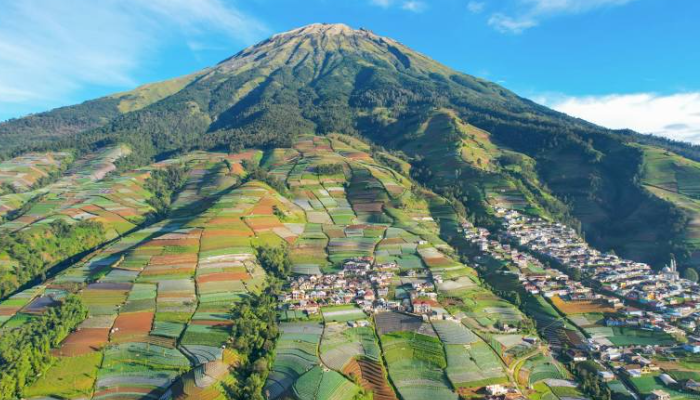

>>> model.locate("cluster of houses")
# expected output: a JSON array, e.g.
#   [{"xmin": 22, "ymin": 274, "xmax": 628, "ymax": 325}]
[
  {"xmin": 278, "ymin": 257, "xmax": 396, "ymax": 314},
  {"xmin": 462, "ymin": 218, "xmax": 604, "ymax": 302},
  {"xmin": 462, "ymin": 207, "xmax": 700, "ymax": 397},
  {"xmin": 277, "ymin": 256, "xmax": 447, "ymax": 317},
  {"xmin": 495, "ymin": 208, "xmax": 700, "ymax": 338}
]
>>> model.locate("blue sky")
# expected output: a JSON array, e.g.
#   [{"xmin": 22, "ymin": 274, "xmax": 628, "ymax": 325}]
[{"xmin": 2, "ymin": 0, "xmax": 699, "ymax": 142}]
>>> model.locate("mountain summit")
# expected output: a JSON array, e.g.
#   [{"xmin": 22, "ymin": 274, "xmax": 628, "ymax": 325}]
[{"xmin": 2, "ymin": 23, "xmax": 700, "ymax": 268}]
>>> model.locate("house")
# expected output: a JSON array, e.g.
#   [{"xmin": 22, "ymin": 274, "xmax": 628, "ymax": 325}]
[
  {"xmin": 659, "ymin": 374, "xmax": 677, "ymax": 387},
  {"xmin": 566, "ymin": 349, "xmax": 588, "ymax": 362},
  {"xmin": 683, "ymin": 342, "xmax": 700, "ymax": 354},
  {"xmin": 685, "ymin": 379, "xmax": 700, "ymax": 392},
  {"xmin": 646, "ymin": 390, "xmax": 671, "ymax": 400},
  {"xmin": 412, "ymin": 300, "xmax": 433, "ymax": 314},
  {"xmin": 598, "ymin": 371, "xmax": 615, "ymax": 382},
  {"xmin": 485, "ymin": 385, "xmax": 509, "ymax": 396},
  {"xmin": 624, "ymin": 368, "xmax": 643, "ymax": 378}
]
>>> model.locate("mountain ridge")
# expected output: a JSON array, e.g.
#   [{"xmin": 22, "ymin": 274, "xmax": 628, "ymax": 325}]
[{"xmin": 2, "ymin": 22, "xmax": 700, "ymax": 271}]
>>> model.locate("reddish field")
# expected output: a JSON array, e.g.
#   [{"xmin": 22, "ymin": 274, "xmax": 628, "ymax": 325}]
[
  {"xmin": 150, "ymin": 254, "xmax": 198, "ymax": 265},
  {"xmin": 197, "ymin": 272, "xmax": 250, "ymax": 283},
  {"xmin": 141, "ymin": 265, "xmax": 195, "ymax": 276},
  {"xmin": 422, "ymin": 257, "xmax": 452, "ymax": 268},
  {"xmin": 111, "ymin": 311, "xmax": 154, "ymax": 340},
  {"xmin": 244, "ymin": 216, "xmax": 282, "ymax": 231},
  {"xmin": 146, "ymin": 238, "xmax": 199, "ymax": 248},
  {"xmin": 56, "ymin": 328, "xmax": 110, "ymax": 356}
]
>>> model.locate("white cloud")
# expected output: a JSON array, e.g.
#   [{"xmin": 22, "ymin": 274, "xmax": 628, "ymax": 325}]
[
  {"xmin": 487, "ymin": 0, "xmax": 637, "ymax": 34},
  {"xmin": 369, "ymin": 0, "xmax": 427, "ymax": 13},
  {"xmin": 539, "ymin": 92, "xmax": 700, "ymax": 144},
  {"xmin": 488, "ymin": 14, "xmax": 537, "ymax": 34},
  {"xmin": 467, "ymin": 1, "xmax": 486, "ymax": 14},
  {"xmin": 0, "ymin": 0, "xmax": 268, "ymax": 117},
  {"xmin": 402, "ymin": 1, "xmax": 427, "ymax": 12}
]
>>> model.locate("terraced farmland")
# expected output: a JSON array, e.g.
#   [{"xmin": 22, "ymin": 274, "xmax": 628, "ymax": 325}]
[{"xmin": 1, "ymin": 135, "xmax": 568, "ymax": 399}]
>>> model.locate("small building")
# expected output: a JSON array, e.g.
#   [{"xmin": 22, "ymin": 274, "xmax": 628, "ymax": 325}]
[
  {"xmin": 685, "ymin": 379, "xmax": 700, "ymax": 392},
  {"xmin": 412, "ymin": 299, "xmax": 433, "ymax": 314},
  {"xmin": 659, "ymin": 374, "xmax": 677, "ymax": 386},
  {"xmin": 598, "ymin": 371, "xmax": 615, "ymax": 382},
  {"xmin": 646, "ymin": 390, "xmax": 671, "ymax": 400},
  {"xmin": 485, "ymin": 385, "xmax": 508, "ymax": 396},
  {"xmin": 684, "ymin": 342, "xmax": 700, "ymax": 354}
]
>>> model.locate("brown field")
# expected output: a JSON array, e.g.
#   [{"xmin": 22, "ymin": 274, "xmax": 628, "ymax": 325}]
[
  {"xmin": 56, "ymin": 328, "xmax": 110, "ymax": 356},
  {"xmin": 197, "ymin": 272, "xmax": 250, "ymax": 283},
  {"xmin": 111, "ymin": 311, "xmax": 154, "ymax": 339},
  {"xmin": 550, "ymin": 296, "xmax": 616, "ymax": 314},
  {"xmin": 150, "ymin": 254, "xmax": 198, "ymax": 265},
  {"xmin": 244, "ymin": 216, "xmax": 282, "ymax": 231},
  {"xmin": 422, "ymin": 257, "xmax": 452, "ymax": 268},
  {"xmin": 141, "ymin": 265, "xmax": 195, "ymax": 276}
]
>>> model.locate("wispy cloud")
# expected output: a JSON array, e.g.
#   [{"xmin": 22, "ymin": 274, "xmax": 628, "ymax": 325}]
[
  {"xmin": 467, "ymin": 1, "xmax": 486, "ymax": 14},
  {"xmin": 402, "ymin": 1, "xmax": 427, "ymax": 13},
  {"xmin": 486, "ymin": 0, "xmax": 637, "ymax": 34},
  {"xmin": 538, "ymin": 92, "xmax": 700, "ymax": 144},
  {"xmin": 488, "ymin": 14, "xmax": 537, "ymax": 34},
  {"xmin": 0, "ymin": 0, "xmax": 268, "ymax": 118},
  {"xmin": 369, "ymin": 0, "xmax": 427, "ymax": 13}
]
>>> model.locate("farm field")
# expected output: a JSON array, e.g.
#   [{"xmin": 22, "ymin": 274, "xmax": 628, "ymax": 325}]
[
  {"xmin": 0, "ymin": 151, "xmax": 72, "ymax": 195},
  {"xmin": 4, "ymin": 135, "xmax": 567, "ymax": 400}
]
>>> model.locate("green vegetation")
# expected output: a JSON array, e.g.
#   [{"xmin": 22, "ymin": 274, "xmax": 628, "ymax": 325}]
[
  {"xmin": 0, "ymin": 295, "xmax": 87, "ymax": 400},
  {"xmin": 227, "ymin": 281, "xmax": 281, "ymax": 400},
  {"xmin": 255, "ymin": 244, "xmax": 292, "ymax": 279},
  {"xmin": 0, "ymin": 219, "xmax": 105, "ymax": 298},
  {"xmin": 144, "ymin": 164, "xmax": 188, "ymax": 217}
]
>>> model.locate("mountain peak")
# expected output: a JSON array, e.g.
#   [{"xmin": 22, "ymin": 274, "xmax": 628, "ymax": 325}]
[
  {"xmin": 276, "ymin": 23, "xmax": 355, "ymax": 37},
  {"xmin": 215, "ymin": 22, "xmax": 436, "ymax": 76}
]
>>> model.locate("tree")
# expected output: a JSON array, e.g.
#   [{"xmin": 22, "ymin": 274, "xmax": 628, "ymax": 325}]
[
  {"xmin": 255, "ymin": 244, "xmax": 291, "ymax": 278},
  {"xmin": 683, "ymin": 268, "xmax": 699, "ymax": 282}
]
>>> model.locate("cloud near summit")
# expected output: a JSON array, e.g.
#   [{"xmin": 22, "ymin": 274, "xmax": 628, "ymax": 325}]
[
  {"xmin": 0, "ymin": 0, "xmax": 268, "ymax": 117},
  {"xmin": 486, "ymin": 0, "xmax": 638, "ymax": 33},
  {"xmin": 539, "ymin": 92, "xmax": 700, "ymax": 144}
]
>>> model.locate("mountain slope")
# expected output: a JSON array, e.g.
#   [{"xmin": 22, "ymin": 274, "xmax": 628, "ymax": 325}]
[{"xmin": 1, "ymin": 23, "xmax": 699, "ymax": 269}]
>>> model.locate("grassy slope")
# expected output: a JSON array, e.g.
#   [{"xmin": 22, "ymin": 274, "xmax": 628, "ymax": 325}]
[{"xmin": 638, "ymin": 145, "xmax": 700, "ymax": 265}]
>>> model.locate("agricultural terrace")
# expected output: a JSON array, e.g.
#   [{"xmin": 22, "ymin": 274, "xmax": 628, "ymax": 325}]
[
  {"xmin": 4, "ymin": 136, "xmax": 560, "ymax": 399},
  {"xmin": 432, "ymin": 320, "xmax": 508, "ymax": 389},
  {"xmin": 0, "ymin": 145, "xmax": 128, "ymax": 224},
  {"xmin": 265, "ymin": 322, "xmax": 362, "ymax": 400},
  {"xmin": 265, "ymin": 136, "xmax": 548, "ymax": 398},
  {"xmin": 0, "ymin": 151, "xmax": 72, "ymax": 195},
  {"xmin": 16, "ymin": 154, "xmax": 301, "ymax": 399},
  {"xmin": 380, "ymin": 329, "xmax": 457, "ymax": 400}
]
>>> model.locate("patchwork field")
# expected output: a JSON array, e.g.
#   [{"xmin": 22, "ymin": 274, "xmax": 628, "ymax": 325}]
[{"xmin": 3, "ymin": 135, "xmax": 565, "ymax": 399}]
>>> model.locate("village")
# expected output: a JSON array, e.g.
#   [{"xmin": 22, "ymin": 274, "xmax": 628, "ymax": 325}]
[
  {"xmin": 461, "ymin": 207, "xmax": 700, "ymax": 399},
  {"xmin": 277, "ymin": 256, "xmax": 444, "ymax": 317},
  {"xmin": 494, "ymin": 208, "xmax": 700, "ymax": 335}
]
